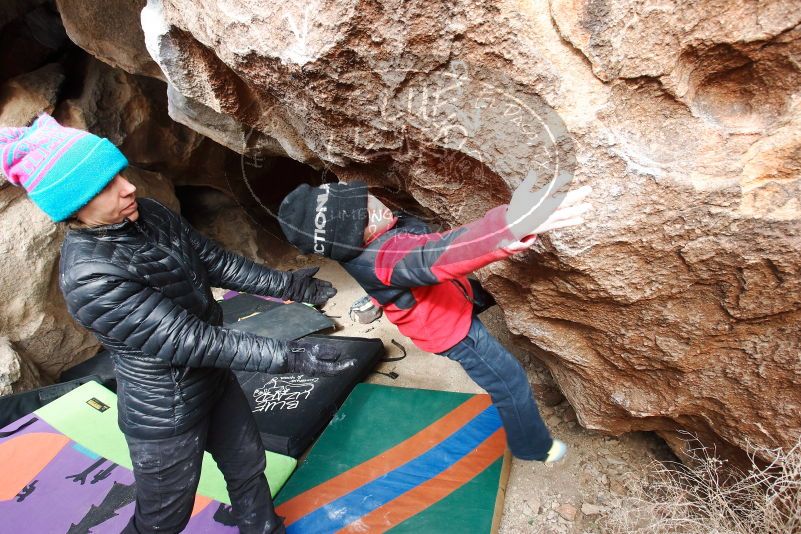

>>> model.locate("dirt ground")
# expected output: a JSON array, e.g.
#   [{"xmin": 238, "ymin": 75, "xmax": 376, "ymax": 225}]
[{"xmin": 265, "ymin": 254, "xmax": 673, "ymax": 533}]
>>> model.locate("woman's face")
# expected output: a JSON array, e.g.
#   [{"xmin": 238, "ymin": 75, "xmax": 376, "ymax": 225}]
[{"xmin": 75, "ymin": 174, "xmax": 139, "ymax": 226}]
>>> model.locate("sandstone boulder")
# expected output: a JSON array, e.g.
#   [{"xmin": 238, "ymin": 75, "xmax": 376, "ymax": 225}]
[
  {"xmin": 54, "ymin": 0, "xmax": 162, "ymax": 79},
  {"xmin": 54, "ymin": 56, "xmax": 206, "ymax": 176},
  {"xmin": 0, "ymin": 33, "xmax": 187, "ymax": 388},
  {"xmin": 55, "ymin": 0, "xmax": 801, "ymax": 461},
  {"xmin": 0, "ymin": 184, "xmax": 97, "ymax": 384},
  {"xmin": 0, "ymin": 336, "xmax": 41, "ymax": 396},
  {"xmin": 0, "ymin": 63, "xmax": 64, "ymax": 127},
  {"xmin": 177, "ymin": 186, "xmax": 293, "ymax": 264},
  {"xmin": 0, "ymin": 3, "xmax": 68, "ymax": 83}
]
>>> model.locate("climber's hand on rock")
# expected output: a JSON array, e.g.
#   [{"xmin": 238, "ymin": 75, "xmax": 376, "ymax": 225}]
[
  {"xmin": 503, "ymin": 234, "xmax": 539, "ymax": 252},
  {"xmin": 532, "ymin": 185, "xmax": 593, "ymax": 233},
  {"xmin": 506, "ymin": 170, "xmax": 593, "ymax": 240}
]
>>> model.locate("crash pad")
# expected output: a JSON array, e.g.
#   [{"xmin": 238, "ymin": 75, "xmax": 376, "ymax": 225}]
[
  {"xmin": 221, "ymin": 293, "xmax": 381, "ymax": 457},
  {"xmin": 219, "ymin": 292, "xmax": 282, "ymax": 322},
  {"xmin": 0, "ymin": 381, "xmax": 296, "ymax": 532},
  {"xmin": 56, "ymin": 293, "xmax": 349, "ymax": 459},
  {"xmin": 275, "ymin": 383, "xmax": 512, "ymax": 533},
  {"xmin": 59, "ymin": 350, "xmax": 117, "ymax": 391},
  {"xmin": 220, "ymin": 292, "xmax": 335, "ymax": 340},
  {"xmin": 0, "ymin": 375, "xmax": 103, "ymax": 427},
  {"xmin": 236, "ymin": 335, "xmax": 384, "ymax": 457}
]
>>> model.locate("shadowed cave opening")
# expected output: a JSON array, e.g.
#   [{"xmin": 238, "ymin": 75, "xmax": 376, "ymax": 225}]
[{"xmin": 178, "ymin": 149, "xmax": 444, "ymax": 244}]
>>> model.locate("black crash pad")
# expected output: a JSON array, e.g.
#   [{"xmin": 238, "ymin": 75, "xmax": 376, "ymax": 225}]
[
  {"xmin": 234, "ymin": 335, "xmax": 384, "ymax": 457},
  {"xmin": 59, "ymin": 350, "xmax": 117, "ymax": 391},
  {"xmin": 219, "ymin": 294, "xmax": 335, "ymax": 339},
  {"xmin": 0, "ymin": 375, "xmax": 102, "ymax": 429},
  {"xmin": 218, "ymin": 294, "xmax": 282, "ymax": 324},
  {"xmin": 222, "ymin": 295, "xmax": 383, "ymax": 456}
]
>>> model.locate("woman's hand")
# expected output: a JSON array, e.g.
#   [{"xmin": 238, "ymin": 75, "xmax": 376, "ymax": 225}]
[
  {"xmin": 283, "ymin": 339, "xmax": 356, "ymax": 376},
  {"xmin": 282, "ymin": 266, "xmax": 337, "ymax": 306},
  {"xmin": 505, "ymin": 170, "xmax": 593, "ymax": 244}
]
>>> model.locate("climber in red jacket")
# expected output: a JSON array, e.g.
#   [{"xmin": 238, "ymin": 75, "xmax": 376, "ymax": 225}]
[{"xmin": 278, "ymin": 173, "xmax": 591, "ymax": 462}]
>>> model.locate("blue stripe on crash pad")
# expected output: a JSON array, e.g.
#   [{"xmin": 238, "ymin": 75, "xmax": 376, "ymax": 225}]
[
  {"xmin": 71, "ymin": 443, "xmax": 100, "ymax": 459},
  {"xmin": 287, "ymin": 405, "xmax": 502, "ymax": 533}
]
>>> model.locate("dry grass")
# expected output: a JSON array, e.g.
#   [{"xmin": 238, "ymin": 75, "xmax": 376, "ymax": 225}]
[{"xmin": 604, "ymin": 434, "xmax": 801, "ymax": 534}]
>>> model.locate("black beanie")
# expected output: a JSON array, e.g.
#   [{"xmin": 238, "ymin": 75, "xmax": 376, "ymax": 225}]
[{"xmin": 278, "ymin": 181, "xmax": 369, "ymax": 262}]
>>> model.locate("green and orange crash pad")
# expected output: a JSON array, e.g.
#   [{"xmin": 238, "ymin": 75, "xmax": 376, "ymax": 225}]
[
  {"xmin": 0, "ymin": 381, "xmax": 296, "ymax": 532},
  {"xmin": 275, "ymin": 383, "xmax": 512, "ymax": 533}
]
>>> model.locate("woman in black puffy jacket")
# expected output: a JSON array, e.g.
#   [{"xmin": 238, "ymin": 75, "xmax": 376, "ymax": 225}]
[{"xmin": 2, "ymin": 115, "xmax": 352, "ymax": 533}]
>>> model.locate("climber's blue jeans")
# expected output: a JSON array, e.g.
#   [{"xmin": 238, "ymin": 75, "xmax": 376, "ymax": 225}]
[{"xmin": 438, "ymin": 317, "xmax": 553, "ymax": 460}]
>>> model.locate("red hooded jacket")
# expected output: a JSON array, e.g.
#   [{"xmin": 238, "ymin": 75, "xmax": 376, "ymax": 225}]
[{"xmin": 341, "ymin": 205, "xmax": 522, "ymax": 353}]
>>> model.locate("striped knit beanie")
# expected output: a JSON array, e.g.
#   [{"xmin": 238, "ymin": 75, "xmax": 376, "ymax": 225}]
[{"xmin": 0, "ymin": 114, "xmax": 128, "ymax": 221}]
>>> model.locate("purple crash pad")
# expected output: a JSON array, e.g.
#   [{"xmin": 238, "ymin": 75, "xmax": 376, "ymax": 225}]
[{"xmin": 0, "ymin": 417, "xmax": 237, "ymax": 532}]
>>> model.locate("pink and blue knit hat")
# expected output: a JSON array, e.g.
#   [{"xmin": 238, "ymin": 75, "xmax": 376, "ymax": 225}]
[{"xmin": 0, "ymin": 114, "xmax": 128, "ymax": 221}]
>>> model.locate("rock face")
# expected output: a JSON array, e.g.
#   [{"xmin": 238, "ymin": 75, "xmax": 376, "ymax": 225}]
[
  {"xmin": 47, "ymin": 0, "xmax": 801, "ymax": 461},
  {"xmin": 176, "ymin": 186, "xmax": 294, "ymax": 264},
  {"xmin": 54, "ymin": 0, "xmax": 162, "ymax": 79},
  {"xmin": 0, "ymin": 5, "xmax": 200, "ymax": 389},
  {"xmin": 0, "ymin": 63, "xmax": 64, "ymax": 128},
  {"xmin": 0, "ymin": 2, "xmax": 67, "ymax": 83},
  {"xmin": 0, "ymin": 337, "xmax": 40, "ymax": 396},
  {"xmin": 0, "ymin": 184, "xmax": 97, "ymax": 384},
  {"xmin": 53, "ymin": 56, "xmax": 209, "ymax": 180}
]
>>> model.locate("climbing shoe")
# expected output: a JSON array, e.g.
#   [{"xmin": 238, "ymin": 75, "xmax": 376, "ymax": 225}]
[{"xmin": 545, "ymin": 439, "xmax": 568, "ymax": 463}]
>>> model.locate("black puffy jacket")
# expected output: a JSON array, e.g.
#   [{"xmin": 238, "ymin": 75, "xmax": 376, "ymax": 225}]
[{"xmin": 59, "ymin": 198, "xmax": 291, "ymax": 439}]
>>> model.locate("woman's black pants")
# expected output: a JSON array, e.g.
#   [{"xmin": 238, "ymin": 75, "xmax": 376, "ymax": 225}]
[{"xmin": 122, "ymin": 373, "xmax": 284, "ymax": 533}]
